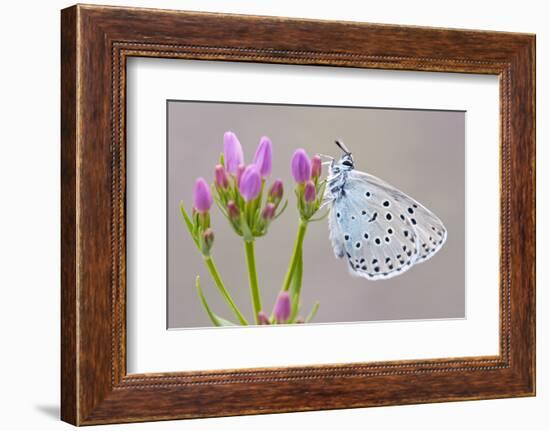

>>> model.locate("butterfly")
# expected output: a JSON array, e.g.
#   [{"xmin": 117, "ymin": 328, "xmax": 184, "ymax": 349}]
[{"xmin": 324, "ymin": 140, "xmax": 447, "ymax": 280}]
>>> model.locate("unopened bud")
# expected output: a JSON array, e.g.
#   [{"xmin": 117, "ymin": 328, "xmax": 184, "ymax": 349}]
[
  {"xmin": 311, "ymin": 154, "xmax": 322, "ymax": 179},
  {"xmin": 262, "ymin": 203, "xmax": 276, "ymax": 221},
  {"xmin": 258, "ymin": 311, "xmax": 270, "ymax": 325},
  {"xmin": 268, "ymin": 179, "xmax": 284, "ymax": 205},
  {"xmin": 304, "ymin": 180, "xmax": 316, "ymax": 203},
  {"xmin": 193, "ymin": 177, "xmax": 213, "ymax": 213},
  {"xmin": 235, "ymin": 164, "xmax": 245, "ymax": 187},
  {"xmin": 214, "ymin": 164, "xmax": 229, "ymax": 189},
  {"xmin": 201, "ymin": 228, "xmax": 215, "ymax": 255},
  {"xmin": 227, "ymin": 201, "xmax": 240, "ymax": 220},
  {"xmin": 273, "ymin": 291, "xmax": 291, "ymax": 323}
]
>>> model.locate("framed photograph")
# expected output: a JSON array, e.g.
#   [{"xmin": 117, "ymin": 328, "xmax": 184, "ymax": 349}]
[{"xmin": 61, "ymin": 4, "xmax": 535, "ymax": 425}]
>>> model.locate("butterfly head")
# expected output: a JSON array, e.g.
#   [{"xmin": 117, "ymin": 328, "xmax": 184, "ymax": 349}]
[
  {"xmin": 334, "ymin": 139, "xmax": 354, "ymax": 172},
  {"xmin": 325, "ymin": 140, "xmax": 355, "ymax": 199}
]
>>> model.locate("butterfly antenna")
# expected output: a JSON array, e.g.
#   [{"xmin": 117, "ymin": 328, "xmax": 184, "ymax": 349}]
[{"xmin": 335, "ymin": 139, "xmax": 351, "ymax": 155}]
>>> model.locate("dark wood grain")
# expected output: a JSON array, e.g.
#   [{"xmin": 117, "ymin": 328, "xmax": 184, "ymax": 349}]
[
  {"xmin": 60, "ymin": 5, "xmax": 77, "ymax": 425},
  {"xmin": 61, "ymin": 4, "xmax": 535, "ymax": 425}
]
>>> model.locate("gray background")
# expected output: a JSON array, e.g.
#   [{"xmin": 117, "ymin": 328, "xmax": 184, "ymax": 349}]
[{"xmin": 167, "ymin": 101, "xmax": 465, "ymax": 328}]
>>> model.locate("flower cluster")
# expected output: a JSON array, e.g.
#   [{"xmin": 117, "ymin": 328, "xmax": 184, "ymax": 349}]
[
  {"xmin": 291, "ymin": 149, "xmax": 325, "ymax": 221},
  {"xmin": 214, "ymin": 132, "xmax": 286, "ymax": 241},
  {"xmin": 180, "ymin": 132, "xmax": 322, "ymax": 327},
  {"xmin": 254, "ymin": 149, "xmax": 325, "ymax": 326}
]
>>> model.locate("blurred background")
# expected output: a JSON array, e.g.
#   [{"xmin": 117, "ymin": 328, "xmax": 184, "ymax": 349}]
[{"xmin": 167, "ymin": 101, "xmax": 465, "ymax": 328}]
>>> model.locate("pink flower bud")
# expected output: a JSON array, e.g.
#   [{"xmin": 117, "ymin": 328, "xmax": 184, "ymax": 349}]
[
  {"xmin": 253, "ymin": 136, "xmax": 273, "ymax": 178},
  {"xmin": 192, "ymin": 177, "xmax": 213, "ymax": 213},
  {"xmin": 291, "ymin": 148, "xmax": 311, "ymax": 184},
  {"xmin": 227, "ymin": 200, "xmax": 240, "ymax": 220},
  {"xmin": 268, "ymin": 179, "xmax": 284, "ymax": 204},
  {"xmin": 214, "ymin": 164, "xmax": 229, "ymax": 189},
  {"xmin": 223, "ymin": 131, "xmax": 244, "ymax": 174},
  {"xmin": 201, "ymin": 228, "xmax": 215, "ymax": 255},
  {"xmin": 304, "ymin": 180, "xmax": 316, "ymax": 203},
  {"xmin": 258, "ymin": 311, "xmax": 270, "ymax": 325},
  {"xmin": 273, "ymin": 291, "xmax": 291, "ymax": 323},
  {"xmin": 239, "ymin": 165, "xmax": 262, "ymax": 202},
  {"xmin": 235, "ymin": 164, "xmax": 245, "ymax": 187},
  {"xmin": 262, "ymin": 202, "xmax": 276, "ymax": 221},
  {"xmin": 311, "ymin": 154, "xmax": 322, "ymax": 179}
]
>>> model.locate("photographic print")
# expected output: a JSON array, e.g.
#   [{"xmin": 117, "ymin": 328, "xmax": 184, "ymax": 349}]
[
  {"xmin": 168, "ymin": 101, "xmax": 465, "ymax": 328},
  {"xmin": 61, "ymin": 6, "xmax": 535, "ymax": 423}
]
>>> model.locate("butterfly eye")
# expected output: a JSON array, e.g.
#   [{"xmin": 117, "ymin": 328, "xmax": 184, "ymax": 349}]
[{"xmin": 342, "ymin": 160, "xmax": 353, "ymax": 167}]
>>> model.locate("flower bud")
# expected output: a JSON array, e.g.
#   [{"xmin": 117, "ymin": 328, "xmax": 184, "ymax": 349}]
[
  {"xmin": 291, "ymin": 148, "xmax": 311, "ymax": 184},
  {"xmin": 193, "ymin": 177, "xmax": 213, "ymax": 213},
  {"xmin": 311, "ymin": 154, "xmax": 322, "ymax": 179},
  {"xmin": 201, "ymin": 228, "xmax": 215, "ymax": 255},
  {"xmin": 235, "ymin": 164, "xmax": 245, "ymax": 187},
  {"xmin": 262, "ymin": 202, "xmax": 276, "ymax": 221},
  {"xmin": 268, "ymin": 179, "xmax": 284, "ymax": 205},
  {"xmin": 223, "ymin": 131, "xmax": 244, "ymax": 174},
  {"xmin": 214, "ymin": 164, "xmax": 229, "ymax": 189},
  {"xmin": 258, "ymin": 311, "xmax": 270, "ymax": 325},
  {"xmin": 227, "ymin": 200, "xmax": 240, "ymax": 220},
  {"xmin": 273, "ymin": 291, "xmax": 291, "ymax": 323},
  {"xmin": 304, "ymin": 180, "xmax": 316, "ymax": 203},
  {"xmin": 253, "ymin": 136, "xmax": 273, "ymax": 178},
  {"xmin": 239, "ymin": 164, "xmax": 262, "ymax": 202}
]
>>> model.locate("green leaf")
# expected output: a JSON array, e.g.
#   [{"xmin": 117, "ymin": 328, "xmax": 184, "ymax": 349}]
[
  {"xmin": 308, "ymin": 208, "xmax": 330, "ymax": 223},
  {"xmin": 273, "ymin": 199, "xmax": 289, "ymax": 220},
  {"xmin": 215, "ymin": 316, "xmax": 237, "ymax": 326},
  {"xmin": 213, "ymin": 195, "xmax": 229, "ymax": 217},
  {"xmin": 180, "ymin": 203, "xmax": 199, "ymax": 248},
  {"xmin": 195, "ymin": 276, "xmax": 236, "ymax": 327},
  {"xmin": 305, "ymin": 301, "xmax": 320, "ymax": 323}
]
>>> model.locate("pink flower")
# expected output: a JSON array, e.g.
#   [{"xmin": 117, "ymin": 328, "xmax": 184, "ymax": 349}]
[
  {"xmin": 258, "ymin": 311, "xmax": 270, "ymax": 325},
  {"xmin": 239, "ymin": 165, "xmax": 262, "ymax": 201},
  {"xmin": 223, "ymin": 131, "xmax": 244, "ymax": 174},
  {"xmin": 291, "ymin": 149, "xmax": 311, "ymax": 184},
  {"xmin": 214, "ymin": 164, "xmax": 229, "ymax": 189},
  {"xmin": 253, "ymin": 136, "xmax": 273, "ymax": 178},
  {"xmin": 235, "ymin": 164, "xmax": 245, "ymax": 187},
  {"xmin": 273, "ymin": 291, "xmax": 291, "ymax": 323},
  {"xmin": 311, "ymin": 154, "xmax": 322, "ymax": 179},
  {"xmin": 304, "ymin": 180, "xmax": 316, "ymax": 203},
  {"xmin": 227, "ymin": 201, "xmax": 240, "ymax": 220},
  {"xmin": 193, "ymin": 177, "xmax": 213, "ymax": 213},
  {"xmin": 262, "ymin": 203, "xmax": 276, "ymax": 221},
  {"xmin": 268, "ymin": 179, "xmax": 284, "ymax": 205}
]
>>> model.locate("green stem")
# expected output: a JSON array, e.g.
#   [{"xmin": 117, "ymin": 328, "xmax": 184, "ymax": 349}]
[
  {"xmin": 305, "ymin": 301, "xmax": 320, "ymax": 323},
  {"xmin": 204, "ymin": 257, "xmax": 248, "ymax": 325},
  {"xmin": 180, "ymin": 202, "xmax": 248, "ymax": 325},
  {"xmin": 244, "ymin": 240, "xmax": 262, "ymax": 323},
  {"xmin": 282, "ymin": 221, "xmax": 308, "ymax": 292}
]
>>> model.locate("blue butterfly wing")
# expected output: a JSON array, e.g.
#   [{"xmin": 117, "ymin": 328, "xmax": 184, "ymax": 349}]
[{"xmin": 329, "ymin": 170, "xmax": 447, "ymax": 280}]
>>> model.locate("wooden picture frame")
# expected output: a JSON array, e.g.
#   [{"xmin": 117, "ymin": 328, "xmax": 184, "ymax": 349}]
[{"xmin": 61, "ymin": 4, "xmax": 535, "ymax": 425}]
